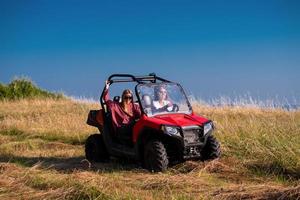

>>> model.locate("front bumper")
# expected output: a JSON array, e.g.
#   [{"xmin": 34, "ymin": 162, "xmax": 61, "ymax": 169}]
[
  {"xmin": 181, "ymin": 125, "xmax": 213, "ymax": 159},
  {"xmin": 161, "ymin": 123, "xmax": 214, "ymax": 160}
]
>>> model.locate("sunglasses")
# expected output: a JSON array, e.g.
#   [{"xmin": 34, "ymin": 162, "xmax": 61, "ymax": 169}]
[{"xmin": 123, "ymin": 96, "xmax": 132, "ymax": 100}]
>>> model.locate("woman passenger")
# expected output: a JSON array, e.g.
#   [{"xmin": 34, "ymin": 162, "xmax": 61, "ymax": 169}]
[{"xmin": 103, "ymin": 80, "xmax": 141, "ymax": 138}]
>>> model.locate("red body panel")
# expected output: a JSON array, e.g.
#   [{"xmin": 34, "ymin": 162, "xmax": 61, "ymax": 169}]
[{"xmin": 132, "ymin": 112, "xmax": 209, "ymax": 143}]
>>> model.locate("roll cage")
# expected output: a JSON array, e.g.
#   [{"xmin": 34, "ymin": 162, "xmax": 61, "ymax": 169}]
[{"xmin": 100, "ymin": 73, "xmax": 171, "ymax": 112}]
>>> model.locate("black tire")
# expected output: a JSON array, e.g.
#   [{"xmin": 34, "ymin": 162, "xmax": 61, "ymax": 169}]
[
  {"xmin": 201, "ymin": 135, "xmax": 221, "ymax": 161},
  {"xmin": 144, "ymin": 139, "xmax": 169, "ymax": 172},
  {"xmin": 85, "ymin": 134, "xmax": 109, "ymax": 162}
]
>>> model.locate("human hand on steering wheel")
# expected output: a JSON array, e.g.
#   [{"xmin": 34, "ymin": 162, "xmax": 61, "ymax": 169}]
[
  {"xmin": 164, "ymin": 103, "xmax": 179, "ymax": 112},
  {"xmin": 171, "ymin": 104, "xmax": 179, "ymax": 112}
]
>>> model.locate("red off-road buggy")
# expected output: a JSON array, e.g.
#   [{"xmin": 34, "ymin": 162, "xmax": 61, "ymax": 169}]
[{"xmin": 85, "ymin": 73, "xmax": 220, "ymax": 172}]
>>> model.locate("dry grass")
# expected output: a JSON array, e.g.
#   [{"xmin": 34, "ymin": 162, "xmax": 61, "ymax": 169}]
[
  {"xmin": 0, "ymin": 99, "xmax": 99, "ymax": 144},
  {"xmin": 193, "ymin": 104, "xmax": 300, "ymax": 179},
  {"xmin": 0, "ymin": 99, "xmax": 299, "ymax": 200}
]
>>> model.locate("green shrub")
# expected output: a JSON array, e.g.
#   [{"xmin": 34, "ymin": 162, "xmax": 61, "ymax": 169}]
[
  {"xmin": 0, "ymin": 78, "xmax": 64, "ymax": 100},
  {"xmin": 0, "ymin": 83, "xmax": 9, "ymax": 99}
]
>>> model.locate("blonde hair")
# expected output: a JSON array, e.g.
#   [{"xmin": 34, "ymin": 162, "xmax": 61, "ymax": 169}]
[
  {"xmin": 121, "ymin": 89, "xmax": 133, "ymax": 101},
  {"xmin": 154, "ymin": 85, "xmax": 168, "ymax": 101}
]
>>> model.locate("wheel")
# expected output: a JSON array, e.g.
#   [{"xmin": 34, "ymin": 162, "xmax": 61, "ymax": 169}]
[
  {"xmin": 144, "ymin": 139, "xmax": 169, "ymax": 172},
  {"xmin": 85, "ymin": 134, "xmax": 109, "ymax": 162},
  {"xmin": 201, "ymin": 135, "xmax": 221, "ymax": 160}
]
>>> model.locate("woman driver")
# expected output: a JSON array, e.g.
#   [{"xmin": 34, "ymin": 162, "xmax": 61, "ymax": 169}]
[{"xmin": 153, "ymin": 85, "xmax": 173, "ymax": 112}]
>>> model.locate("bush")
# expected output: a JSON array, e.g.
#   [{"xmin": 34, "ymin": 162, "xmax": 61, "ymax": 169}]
[{"xmin": 0, "ymin": 78, "xmax": 64, "ymax": 100}]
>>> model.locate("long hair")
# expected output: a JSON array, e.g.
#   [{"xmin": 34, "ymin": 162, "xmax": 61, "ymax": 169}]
[
  {"xmin": 121, "ymin": 89, "xmax": 133, "ymax": 103},
  {"xmin": 154, "ymin": 85, "xmax": 168, "ymax": 101}
]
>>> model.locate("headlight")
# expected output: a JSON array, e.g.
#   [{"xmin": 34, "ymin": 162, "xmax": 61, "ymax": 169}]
[
  {"xmin": 161, "ymin": 125, "xmax": 181, "ymax": 137},
  {"xmin": 204, "ymin": 122, "xmax": 213, "ymax": 135}
]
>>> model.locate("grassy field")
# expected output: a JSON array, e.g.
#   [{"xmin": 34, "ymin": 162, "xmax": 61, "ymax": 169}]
[{"xmin": 0, "ymin": 99, "xmax": 299, "ymax": 200}]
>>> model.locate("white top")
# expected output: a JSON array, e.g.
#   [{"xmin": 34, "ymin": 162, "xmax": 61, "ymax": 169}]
[{"xmin": 153, "ymin": 100, "xmax": 172, "ymax": 111}]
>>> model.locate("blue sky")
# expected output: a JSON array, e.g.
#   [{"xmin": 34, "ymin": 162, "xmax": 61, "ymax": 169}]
[{"xmin": 0, "ymin": 0, "xmax": 299, "ymax": 102}]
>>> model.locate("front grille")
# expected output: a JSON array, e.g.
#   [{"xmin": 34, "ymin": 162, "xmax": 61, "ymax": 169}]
[{"xmin": 182, "ymin": 126, "xmax": 203, "ymax": 145}]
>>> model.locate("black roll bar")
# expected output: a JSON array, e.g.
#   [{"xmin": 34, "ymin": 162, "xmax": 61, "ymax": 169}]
[{"xmin": 100, "ymin": 73, "xmax": 171, "ymax": 110}]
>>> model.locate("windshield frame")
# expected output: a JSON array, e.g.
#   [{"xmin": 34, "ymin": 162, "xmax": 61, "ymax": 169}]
[{"xmin": 135, "ymin": 82, "xmax": 193, "ymax": 117}]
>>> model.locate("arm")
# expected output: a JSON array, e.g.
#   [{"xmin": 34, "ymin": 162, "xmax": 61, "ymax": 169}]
[
  {"xmin": 133, "ymin": 103, "xmax": 142, "ymax": 119},
  {"xmin": 103, "ymin": 80, "xmax": 113, "ymax": 106},
  {"xmin": 152, "ymin": 102, "xmax": 173, "ymax": 113},
  {"xmin": 157, "ymin": 105, "xmax": 169, "ymax": 112},
  {"xmin": 103, "ymin": 88, "xmax": 110, "ymax": 102}
]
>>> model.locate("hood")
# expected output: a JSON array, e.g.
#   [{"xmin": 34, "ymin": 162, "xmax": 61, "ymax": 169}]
[{"xmin": 153, "ymin": 113, "xmax": 209, "ymax": 127}]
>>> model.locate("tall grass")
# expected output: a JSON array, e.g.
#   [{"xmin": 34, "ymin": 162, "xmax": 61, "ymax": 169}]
[
  {"xmin": 0, "ymin": 81, "xmax": 299, "ymax": 199},
  {"xmin": 1, "ymin": 98, "xmax": 299, "ymax": 179},
  {"xmin": 189, "ymin": 94, "xmax": 299, "ymax": 110},
  {"xmin": 0, "ymin": 99, "xmax": 99, "ymax": 145},
  {"xmin": 193, "ymin": 104, "xmax": 300, "ymax": 179}
]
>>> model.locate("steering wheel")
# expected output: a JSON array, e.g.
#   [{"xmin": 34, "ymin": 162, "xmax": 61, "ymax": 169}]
[
  {"xmin": 164, "ymin": 104, "xmax": 179, "ymax": 112},
  {"xmin": 156, "ymin": 103, "xmax": 179, "ymax": 113},
  {"xmin": 171, "ymin": 104, "xmax": 179, "ymax": 112}
]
